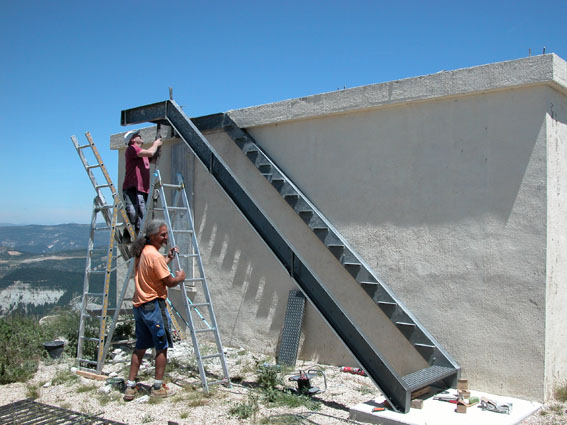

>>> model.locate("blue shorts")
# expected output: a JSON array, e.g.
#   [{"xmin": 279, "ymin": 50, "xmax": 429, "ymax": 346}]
[{"xmin": 133, "ymin": 299, "xmax": 172, "ymax": 351}]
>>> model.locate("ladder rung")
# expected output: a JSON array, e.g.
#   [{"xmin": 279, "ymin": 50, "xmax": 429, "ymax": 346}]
[
  {"xmin": 195, "ymin": 328, "xmax": 216, "ymax": 334},
  {"xmin": 86, "ymin": 164, "xmax": 102, "ymax": 170},
  {"xmin": 190, "ymin": 303, "xmax": 210, "ymax": 308},
  {"xmin": 162, "ymin": 183, "xmax": 183, "ymax": 189},
  {"xmin": 166, "ymin": 207, "xmax": 187, "ymax": 211},
  {"xmin": 77, "ymin": 359, "xmax": 98, "ymax": 365},
  {"xmin": 89, "ymin": 270, "xmax": 107, "ymax": 275},
  {"xmin": 86, "ymin": 292, "xmax": 105, "ymax": 297},
  {"xmin": 178, "ymin": 254, "xmax": 198, "ymax": 258},
  {"xmin": 186, "ymin": 278, "xmax": 205, "ymax": 282},
  {"xmin": 200, "ymin": 353, "xmax": 221, "ymax": 360},
  {"xmin": 77, "ymin": 144, "xmax": 91, "ymax": 149},
  {"xmin": 81, "ymin": 337, "xmax": 101, "ymax": 343},
  {"xmin": 95, "ymin": 184, "xmax": 111, "ymax": 189},
  {"xmin": 173, "ymin": 229, "xmax": 193, "ymax": 233}
]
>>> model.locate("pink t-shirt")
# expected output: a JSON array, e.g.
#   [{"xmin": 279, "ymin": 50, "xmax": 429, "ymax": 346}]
[
  {"xmin": 123, "ymin": 144, "xmax": 150, "ymax": 193},
  {"xmin": 133, "ymin": 245, "xmax": 171, "ymax": 307}
]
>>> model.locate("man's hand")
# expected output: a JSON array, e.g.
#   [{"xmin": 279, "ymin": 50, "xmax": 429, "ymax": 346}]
[
  {"xmin": 175, "ymin": 269, "xmax": 186, "ymax": 281},
  {"xmin": 162, "ymin": 268, "xmax": 186, "ymax": 287},
  {"xmin": 166, "ymin": 246, "xmax": 179, "ymax": 263},
  {"xmin": 138, "ymin": 138, "xmax": 163, "ymax": 158}
]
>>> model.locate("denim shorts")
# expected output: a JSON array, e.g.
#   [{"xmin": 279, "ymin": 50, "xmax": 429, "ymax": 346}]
[{"xmin": 133, "ymin": 299, "xmax": 172, "ymax": 351}]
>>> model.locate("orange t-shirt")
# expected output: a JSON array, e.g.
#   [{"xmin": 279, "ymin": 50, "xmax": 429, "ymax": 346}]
[{"xmin": 132, "ymin": 245, "xmax": 171, "ymax": 307}]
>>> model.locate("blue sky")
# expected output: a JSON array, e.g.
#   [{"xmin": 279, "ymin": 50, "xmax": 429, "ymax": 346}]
[{"xmin": 1, "ymin": 0, "xmax": 566, "ymax": 225}]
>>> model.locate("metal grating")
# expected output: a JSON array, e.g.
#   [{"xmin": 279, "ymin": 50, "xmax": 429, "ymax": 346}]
[
  {"xmin": 278, "ymin": 290, "xmax": 306, "ymax": 366},
  {"xmin": 0, "ymin": 399, "xmax": 126, "ymax": 425},
  {"xmin": 402, "ymin": 365, "xmax": 456, "ymax": 390}
]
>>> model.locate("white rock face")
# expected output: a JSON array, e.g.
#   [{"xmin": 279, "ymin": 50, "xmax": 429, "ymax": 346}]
[{"xmin": 0, "ymin": 281, "xmax": 65, "ymax": 315}]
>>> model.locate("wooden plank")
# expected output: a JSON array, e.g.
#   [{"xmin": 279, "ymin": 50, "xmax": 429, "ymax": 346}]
[{"xmin": 76, "ymin": 370, "xmax": 107, "ymax": 381}]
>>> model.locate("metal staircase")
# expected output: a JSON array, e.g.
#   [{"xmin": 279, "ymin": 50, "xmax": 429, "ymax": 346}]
[{"xmin": 120, "ymin": 100, "xmax": 460, "ymax": 413}]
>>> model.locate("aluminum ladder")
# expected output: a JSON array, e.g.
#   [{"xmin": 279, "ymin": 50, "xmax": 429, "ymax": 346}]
[
  {"xmin": 103, "ymin": 169, "xmax": 230, "ymax": 391},
  {"xmin": 76, "ymin": 197, "xmax": 128, "ymax": 373},
  {"xmin": 72, "ymin": 132, "xmax": 135, "ymax": 373},
  {"xmin": 71, "ymin": 132, "xmax": 135, "ymax": 259},
  {"xmin": 150, "ymin": 169, "xmax": 230, "ymax": 391}
]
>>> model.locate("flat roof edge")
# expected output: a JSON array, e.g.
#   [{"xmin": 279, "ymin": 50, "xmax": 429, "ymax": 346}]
[{"xmin": 227, "ymin": 54, "xmax": 567, "ymax": 128}]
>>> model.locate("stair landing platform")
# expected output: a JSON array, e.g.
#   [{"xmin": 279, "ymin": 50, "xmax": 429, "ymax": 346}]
[{"xmin": 350, "ymin": 390, "xmax": 541, "ymax": 425}]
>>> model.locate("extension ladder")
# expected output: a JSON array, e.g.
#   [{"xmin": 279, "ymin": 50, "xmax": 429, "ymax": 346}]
[
  {"xmin": 71, "ymin": 132, "xmax": 135, "ymax": 258},
  {"xmin": 104, "ymin": 169, "xmax": 230, "ymax": 391},
  {"xmin": 72, "ymin": 132, "xmax": 135, "ymax": 373}
]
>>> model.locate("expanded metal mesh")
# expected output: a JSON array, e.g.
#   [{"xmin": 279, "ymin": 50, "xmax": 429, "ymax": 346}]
[{"xmin": 0, "ymin": 399, "xmax": 126, "ymax": 425}]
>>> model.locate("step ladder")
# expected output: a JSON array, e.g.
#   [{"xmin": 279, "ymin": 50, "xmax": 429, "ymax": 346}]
[
  {"xmin": 71, "ymin": 132, "xmax": 135, "ymax": 259},
  {"xmin": 103, "ymin": 169, "xmax": 230, "ymax": 391},
  {"xmin": 76, "ymin": 197, "xmax": 132, "ymax": 373}
]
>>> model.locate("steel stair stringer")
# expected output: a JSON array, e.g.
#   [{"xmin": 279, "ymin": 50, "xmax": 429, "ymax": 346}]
[{"xmin": 120, "ymin": 100, "xmax": 459, "ymax": 413}]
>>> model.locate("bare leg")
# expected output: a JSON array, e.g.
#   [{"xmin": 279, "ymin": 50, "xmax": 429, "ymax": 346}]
[
  {"xmin": 128, "ymin": 348, "xmax": 147, "ymax": 381},
  {"xmin": 154, "ymin": 349, "xmax": 167, "ymax": 381}
]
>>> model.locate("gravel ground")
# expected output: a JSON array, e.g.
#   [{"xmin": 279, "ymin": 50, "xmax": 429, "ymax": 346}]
[{"xmin": 0, "ymin": 342, "xmax": 564, "ymax": 424}]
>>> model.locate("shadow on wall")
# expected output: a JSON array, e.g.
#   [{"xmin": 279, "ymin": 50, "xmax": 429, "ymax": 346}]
[{"xmin": 194, "ymin": 199, "xmax": 292, "ymax": 350}]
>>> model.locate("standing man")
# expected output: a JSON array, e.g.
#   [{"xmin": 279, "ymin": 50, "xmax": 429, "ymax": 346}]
[
  {"xmin": 124, "ymin": 220, "xmax": 186, "ymax": 400},
  {"xmin": 122, "ymin": 130, "xmax": 162, "ymax": 237}
]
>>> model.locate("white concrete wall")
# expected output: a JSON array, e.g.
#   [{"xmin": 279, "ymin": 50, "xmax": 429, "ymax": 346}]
[
  {"xmin": 243, "ymin": 86, "xmax": 549, "ymax": 400},
  {"xmin": 111, "ymin": 54, "xmax": 567, "ymax": 402},
  {"xmin": 545, "ymin": 87, "xmax": 567, "ymax": 400}
]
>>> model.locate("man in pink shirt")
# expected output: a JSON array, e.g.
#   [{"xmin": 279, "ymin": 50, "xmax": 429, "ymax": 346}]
[{"xmin": 122, "ymin": 130, "xmax": 162, "ymax": 236}]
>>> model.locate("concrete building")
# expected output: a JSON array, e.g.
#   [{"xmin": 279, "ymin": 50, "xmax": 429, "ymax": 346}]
[{"xmin": 111, "ymin": 54, "xmax": 567, "ymax": 403}]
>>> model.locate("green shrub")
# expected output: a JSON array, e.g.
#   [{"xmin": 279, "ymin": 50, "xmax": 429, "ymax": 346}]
[
  {"xmin": 0, "ymin": 314, "xmax": 50, "ymax": 384},
  {"xmin": 555, "ymin": 383, "xmax": 567, "ymax": 403},
  {"xmin": 229, "ymin": 393, "xmax": 259, "ymax": 420},
  {"xmin": 0, "ymin": 307, "xmax": 100, "ymax": 385},
  {"xmin": 51, "ymin": 369, "xmax": 79, "ymax": 386},
  {"xmin": 256, "ymin": 363, "xmax": 283, "ymax": 389}
]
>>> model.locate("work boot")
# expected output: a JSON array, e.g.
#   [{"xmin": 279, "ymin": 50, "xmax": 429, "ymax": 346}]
[
  {"xmin": 150, "ymin": 384, "xmax": 171, "ymax": 398},
  {"xmin": 123, "ymin": 385, "xmax": 138, "ymax": 401}
]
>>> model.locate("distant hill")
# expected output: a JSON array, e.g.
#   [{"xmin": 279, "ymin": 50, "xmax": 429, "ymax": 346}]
[
  {"xmin": 0, "ymin": 224, "xmax": 116, "ymax": 316},
  {"xmin": 0, "ymin": 224, "xmax": 106, "ymax": 254}
]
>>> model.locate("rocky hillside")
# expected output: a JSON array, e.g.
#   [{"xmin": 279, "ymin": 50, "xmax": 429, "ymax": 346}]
[{"xmin": 0, "ymin": 224, "xmax": 110, "ymax": 317}]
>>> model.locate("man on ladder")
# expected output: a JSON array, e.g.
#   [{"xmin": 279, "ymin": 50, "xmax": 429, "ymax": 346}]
[
  {"xmin": 122, "ymin": 130, "xmax": 162, "ymax": 239},
  {"xmin": 124, "ymin": 220, "xmax": 186, "ymax": 401}
]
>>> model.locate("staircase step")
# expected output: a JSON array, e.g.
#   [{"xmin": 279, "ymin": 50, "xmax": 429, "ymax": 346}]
[
  {"xmin": 245, "ymin": 149, "xmax": 259, "ymax": 161},
  {"xmin": 402, "ymin": 365, "xmax": 457, "ymax": 392},
  {"xmin": 377, "ymin": 300, "xmax": 398, "ymax": 315},
  {"xmin": 327, "ymin": 244, "xmax": 345, "ymax": 259},
  {"xmin": 415, "ymin": 343, "xmax": 436, "ymax": 359}
]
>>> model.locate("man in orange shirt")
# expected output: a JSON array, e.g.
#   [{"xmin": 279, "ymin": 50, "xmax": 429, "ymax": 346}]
[{"xmin": 124, "ymin": 220, "xmax": 186, "ymax": 400}]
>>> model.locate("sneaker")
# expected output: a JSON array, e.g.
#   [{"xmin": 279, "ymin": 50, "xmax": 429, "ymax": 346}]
[
  {"xmin": 123, "ymin": 385, "xmax": 138, "ymax": 401},
  {"xmin": 150, "ymin": 384, "xmax": 171, "ymax": 398}
]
